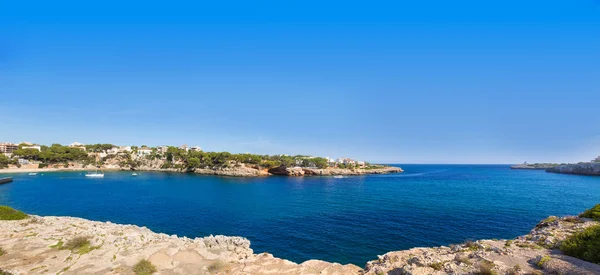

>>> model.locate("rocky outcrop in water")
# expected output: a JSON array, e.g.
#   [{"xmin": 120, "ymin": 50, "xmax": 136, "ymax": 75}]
[
  {"xmin": 510, "ymin": 163, "xmax": 558, "ymax": 170},
  {"xmin": 303, "ymin": 166, "xmax": 403, "ymax": 176},
  {"xmin": 546, "ymin": 162, "xmax": 600, "ymax": 176}
]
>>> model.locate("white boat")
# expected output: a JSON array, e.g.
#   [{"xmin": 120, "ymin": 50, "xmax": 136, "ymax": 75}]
[
  {"xmin": 132, "ymin": 172, "xmax": 138, "ymax": 176},
  {"xmin": 29, "ymin": 172, "xmax": 38, "ymax": 176},
  {"xmin": 85, "ymin": 170, "xmax": 104, "ymax": 178},
  {"xmin": 333, "ymin": 175, "xmax": 345, "ymax": 179}
]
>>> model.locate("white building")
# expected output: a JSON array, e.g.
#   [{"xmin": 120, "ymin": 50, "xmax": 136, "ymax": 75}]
[
  {"xmin": 119, "ymin": 146, "xmax": 132, "ymax": 152},
  {"xmin": 22, "ymin": 145, "xmax": 41, "ymax": 152},
  {"xmin": 69, "ymin": 142, "xmax": 86, "ymax": 151},
  {"xmin": 106, "ymin": 147, "xmax": 120, "ymax": 155},
  {"xmin": 157, "ymin": 146, "xmax": 169, "ymax": 154},
  {"xmin": 137, "ymin": 147, "xmax": 152, "ymax": 157},
  {"xmin": 179, "ymin": 145, "xmax": 189, "ymax": 152},
  {"xmin": 190, "ymin": 146, "xmax": 202, "ymax": 152},
  {"xmin": 336, "ymin": 158, "xmax": 356, "ymax": 165}
]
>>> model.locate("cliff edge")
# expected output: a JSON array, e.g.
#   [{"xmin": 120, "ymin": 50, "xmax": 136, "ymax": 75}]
[
  {"xmin": 1, "ymin": 206, "xmax": 599, "ymax": 274},
  {"xmin": 546, "ymin": 162, "xmax": 600, "ymax": 176}
]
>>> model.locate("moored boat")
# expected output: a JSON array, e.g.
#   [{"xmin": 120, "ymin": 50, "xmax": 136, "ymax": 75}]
[{"xmin": 85, "ymin": 170, "xmax": 104, "ymax": 178}]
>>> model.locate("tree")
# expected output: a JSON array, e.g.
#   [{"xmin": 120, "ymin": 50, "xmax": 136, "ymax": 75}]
[
  {"xmin": 312, "ymin": 157, "xmax": 329, "ymax": 169},
  {"xmin": 187, "ymin": 157, "xmax": 200, "ymax": 169},
  {"xmin": 0, "ymin": 154, "xmax": 10, "ymax": 168}
]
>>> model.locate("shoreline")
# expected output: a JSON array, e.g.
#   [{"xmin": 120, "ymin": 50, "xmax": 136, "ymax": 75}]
[
  {"xmin": 0, "ymin": 165, "xmax": 403, "ymax": 177},
  {"xmin": 0, "ymin": 212, "xmax": 598, "ymax": 274}
]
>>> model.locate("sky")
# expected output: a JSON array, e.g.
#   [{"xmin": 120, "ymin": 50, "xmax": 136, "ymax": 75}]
[{"xmin": 1, "ymin": 0, "xmax": 600, "ymax": 164}]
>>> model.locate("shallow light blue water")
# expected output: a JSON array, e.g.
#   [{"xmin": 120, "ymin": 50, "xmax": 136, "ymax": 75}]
[{"xmin": 1, "ymin": 165, "xmax": 599, "ymax": 265}]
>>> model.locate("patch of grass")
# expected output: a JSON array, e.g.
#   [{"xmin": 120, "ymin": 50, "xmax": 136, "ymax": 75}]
[
  {"xmin": 133, "ymin": 259, "xmax": 157, "ymax": 275},
  {"xmin": 49, "ymin": 240, "xmax": 64, "ymax": 249},
  {"xmin": 505, "ymin": 240, "xmax": 513, "ymax": 247},
  {"xmin": 475, "ymin": 260, "xmax": 497, "ymax": 275},
  {"xmin": 563, "ymin": 216, "xmax": 585, "ymax": 223},
  {"xmin": 560, "ymin": 224, "xmax": 600, "ymax": 264},
  {"xmin": 61, "ymin": 236, "xmax": 100, "ymax": 255},
  {"xmin": 580, "ymin": 204, "xmax": 600, "ymax": 220},
  {"xmin": 64, "ymin": 236, "xmax": 90, "ymax": 250},
  {"xmin": 506, "ymin": 264, "xmax": 521, "ymax": 275},
  {"xmin": 208, "ymin": 261, "xmax": 227, "ymax": 272},
  {"xmin": 428, "ymin": 262, "xmax": 443, "ymax": 271},
  {"xmin": 0, "ymin": 247, "xmax": 5, "ymax": 256},
  {"xmin": 536, "ymin": 216, "xmax": 558, "ymax": 228},
  {"xmin": 463, "ymin": 240, "xmax": 479, "ymax": 251},
  {"xmin": 0, "ymin": 206, "xmax": 28, "ymax": 220},
  {"xmin": 537, "ymin": 255, "xmax": 551, "ymax": 268},
  {"xmin": 454, "ymin": 254, "xmax": 471, "ymax": 265},
  {"xmin": 541, "ymin": 216, "xmax": 558, "ymax": 223}
]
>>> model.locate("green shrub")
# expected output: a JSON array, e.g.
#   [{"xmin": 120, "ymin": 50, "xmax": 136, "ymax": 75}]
[
  {"xmin": 0, "ymin": 206, "xmax": 28, "ymax": 220},
  {"xmin": 475, "ymin": 260, "xmax": 497, "ymax": 275},
  {"xmin": 454, "ymin": 254, "xmax": 471, "ymax": 265},
  {"xmin": 0, "ymin": 247, "xmax": 5, "ymax": 256},
  {"xmin": 560, "ymin": 224, "xmax": 600, "ymax": 264},
  {"xmin": 563, "ymin": 216, "xmax": 585, "ymax": 223},
  {"xmin": 62, "ymin": 236, "xmax": 98, "ymax": 254},
  {"xmin": 463, "ymin": 240, "xmax": 479, "ymax": 251},
  {"xmin": 507, "ymin": 264, "xmax": 521, "ymax": 275},
  {"xmin": 38, "ymin": 163, "xmax": 48, "ymax": 168},
  {"xmin": 428, "ymin": 262, "xmax": 443, "ymax": 271},
  {"xmin": 580, "ymin": 204, "xmax": 600, "ymax": 220},
  {"xmin": 133, "ymin": 259, "xmax": 157, "ymax": 275},
  {"xmin": 537, "ymin": 255, "xmax": 551, "ymax": 267}
]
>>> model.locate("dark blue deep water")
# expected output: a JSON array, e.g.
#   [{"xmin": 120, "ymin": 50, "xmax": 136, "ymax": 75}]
[{"xmin": 1, "ymin": 165, "xmax": 600, "ymax": 265}]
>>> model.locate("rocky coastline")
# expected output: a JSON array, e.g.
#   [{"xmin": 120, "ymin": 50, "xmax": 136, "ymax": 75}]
[
  {"xmin": 546, "ymin": 162, "xmax": 600, "ymax": 176},
  {"xmin": 0, "ymin": 163, "xmax": 403, "ymax": 177},
  {"xmin": 510, "ymin": 163, "xmax": 558, "ymax": 170},
  {"xmin": 1, "ymin": 210, "xmax": 599, "ymax": 274}
]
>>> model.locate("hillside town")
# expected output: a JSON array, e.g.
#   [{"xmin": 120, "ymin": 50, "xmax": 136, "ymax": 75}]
[{"xmin": 0, "ymin": 141, "xmax": 372, "ymax": 171}]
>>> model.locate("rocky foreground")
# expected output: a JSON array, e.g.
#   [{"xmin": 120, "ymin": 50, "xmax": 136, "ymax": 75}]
[{"xmin": 1, "ymin": 214, "xmax": 599, "ymax": 274}]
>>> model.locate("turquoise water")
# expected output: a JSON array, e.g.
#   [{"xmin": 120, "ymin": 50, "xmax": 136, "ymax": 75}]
[{"xmin": 1, "ymin": 165, "xmax": 599, "ymax": 266}]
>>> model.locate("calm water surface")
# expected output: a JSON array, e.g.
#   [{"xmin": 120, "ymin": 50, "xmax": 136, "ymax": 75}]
[{"xmin": 1, "ymin": 165, "xmax": 599, "ymax": 265}]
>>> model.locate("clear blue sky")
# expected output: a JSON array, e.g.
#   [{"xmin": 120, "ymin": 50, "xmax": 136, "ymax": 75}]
[{"xmin": 1, "ymin": 0, "xmax": 599, "ymax": 164}]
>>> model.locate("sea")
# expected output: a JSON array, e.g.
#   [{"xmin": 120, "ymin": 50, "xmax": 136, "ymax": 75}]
[{"xmin": 1, "ymin": 164, "xmax": 599, "ymax": 266}]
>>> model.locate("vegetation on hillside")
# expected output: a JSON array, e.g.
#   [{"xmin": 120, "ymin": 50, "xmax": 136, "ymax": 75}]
[
  {"xmin": 158, "ymin": 147, "xmax": 333, "ymax": 170},
  {"xmin": 133, "ymin": 259, "xmax": 157, "ymax": 275},
  {"xmin": 13, "ymin": 144, "xmax": 92, "ymax": 164},
  {"xmin": 0, "ymin": 206, "xmax": 28, "ymax": 220},
  {"xmin": 85, "ymin": 144, "xmax": 115, "ymax": 153},
  {"xmin": 579, "ymin": 204, "xmax": 600, "ymax": 220},
  {"xmin": 560, "ymin": 224, "xmax": 600, "ymax": 264},
  {"xmin": 0, "ymin": 154, "xmax": 13, "ymax": 168},
  {"xmin": 5, "ymin": 142, "xmax": 378, "ymax": 171}
]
